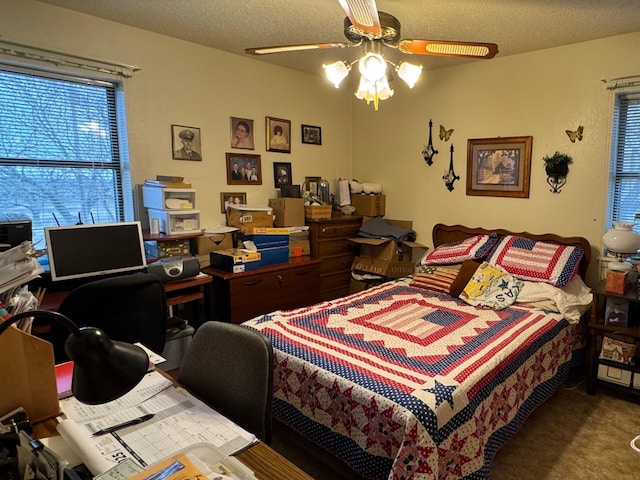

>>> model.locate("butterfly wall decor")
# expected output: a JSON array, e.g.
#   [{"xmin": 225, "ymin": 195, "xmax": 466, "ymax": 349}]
[
  {"xmin": 439, "ymin": 125, "xmax": 454, "ymax": 142},
  {"xmin": 566, "ymin": 125, "xmax": 583, "ymax": 143}
]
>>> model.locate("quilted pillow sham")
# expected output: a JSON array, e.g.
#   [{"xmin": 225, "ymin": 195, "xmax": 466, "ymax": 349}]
[
  {"xmin": 420, "ymin": 233, "xmax": 498, "ymax": 266},
  {"xmin": 487, "ymin": 235, "xmax": 584, "ymax": 287}
]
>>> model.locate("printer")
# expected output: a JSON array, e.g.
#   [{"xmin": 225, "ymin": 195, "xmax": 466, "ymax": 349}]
[{"xmin": 0, "ymin": 215, "xmax": 32, "ymax": 251}]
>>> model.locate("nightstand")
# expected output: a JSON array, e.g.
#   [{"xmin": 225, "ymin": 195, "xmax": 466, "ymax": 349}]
[{"xmin": 587, "ymin": 279, "xmax": 640, "ymax": 396}]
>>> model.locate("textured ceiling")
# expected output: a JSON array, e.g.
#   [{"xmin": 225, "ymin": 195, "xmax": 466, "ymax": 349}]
[{"xmin": 35, "ymin": 0, "xmax": 640, "ymax": 76}]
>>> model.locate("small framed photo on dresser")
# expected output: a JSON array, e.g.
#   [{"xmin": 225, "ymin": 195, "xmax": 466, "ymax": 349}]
[{"xmin": 605, "ymin": 297, "xmax": 629, "ymax": 327}]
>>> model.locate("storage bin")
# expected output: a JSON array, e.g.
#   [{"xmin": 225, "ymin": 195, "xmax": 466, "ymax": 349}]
[
  {"xmin": 147, "ymin": 208, "xmax": 201, "ymax": 235},
  {"xmin": 143, "ymin": 185, "xmax": 196, "ymax": 210},
  {"xmin": 305, "ymin": 205, "xmax": 332, "ymax": 220}
]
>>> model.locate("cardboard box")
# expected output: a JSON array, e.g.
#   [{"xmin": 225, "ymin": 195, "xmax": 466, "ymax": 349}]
[
  {"xmin": 210, "ymin": 248, "xmax": 261, "ymax": 273},
  {"xmin": 226, "ymin": 205, "xmax": 274, "ymax": 234},
  {"xmin": 351, "ymin": 194, "xmax": 385, "ymax": 217},
  {"xmin": 350, "ymin": 219, "xmax": 426, "ymax": 279},
  {"xmin": 268, "ymin": 198, "xmax": 305, "ymax": 227},
  {"xmin": 195, "ymin": 233, "xmax": 234, "ymax": 254},
  {"xmin": 606, "ymin": 269, "xmax": 629, "ymax": 294},
  {"xmin": 289, "ymin": 231, "xmax": 310, "ymax": 257},
  {"xmin": 195, "ymin": 233, "xmax": 235, "ymax": 267},
  {"xmin": 597, "ymin": 363, "xmax": 633, "ymax": 387},
  {"xmin": 350, "ymin": 237, "xmax": 427, "ymax": 278}
]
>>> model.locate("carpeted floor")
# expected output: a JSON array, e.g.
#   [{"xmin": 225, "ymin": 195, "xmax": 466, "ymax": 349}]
[{"xmin": 270, "ymin": 369, "xmax": 640, "ymax": 479}]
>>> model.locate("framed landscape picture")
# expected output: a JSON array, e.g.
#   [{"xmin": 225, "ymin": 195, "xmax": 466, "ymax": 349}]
[{"xmin": 466, "ymin": 136, "xmax": 532, "ymax": 198}]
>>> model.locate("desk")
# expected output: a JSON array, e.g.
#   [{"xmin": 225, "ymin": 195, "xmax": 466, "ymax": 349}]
[
  {"xmin": 32, "ymin": 370, "xmax": 313, "ymax": 480},
  {"xmin": 37, "ymin": 273, "xmax": 213, "ymax": 328},
  {"xmin": 32, "ymin": 419, "xmax": 312, "ymax": 480}
]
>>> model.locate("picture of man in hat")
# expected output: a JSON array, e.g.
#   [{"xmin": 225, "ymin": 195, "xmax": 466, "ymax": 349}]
[{"xmin": 173, "ymin": 127, "xmax": 201, "ymax": 160}]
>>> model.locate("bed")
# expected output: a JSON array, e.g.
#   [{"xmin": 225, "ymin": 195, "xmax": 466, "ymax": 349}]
[{"xmin": 244, "ymin": 224, "xmax": 593, "ymax": 480}]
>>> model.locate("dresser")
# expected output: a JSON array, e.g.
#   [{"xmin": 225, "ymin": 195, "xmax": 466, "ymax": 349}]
[
  {"xmin": 306, "ymin": 214, "xmax": 363, "ymax": 300},
  {"xmin": 203, "ymin": 257, "xmax": 321, "ymax": 324}
]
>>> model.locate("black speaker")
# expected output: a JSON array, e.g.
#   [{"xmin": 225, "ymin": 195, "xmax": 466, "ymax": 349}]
[{"xmin": 146, "ymin": 256, "xmax": 200, "ymax": 283}]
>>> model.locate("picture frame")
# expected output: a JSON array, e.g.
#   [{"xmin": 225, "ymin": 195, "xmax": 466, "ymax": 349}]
[
  {"xmin": 304, "ymin": 176, "xmax": 321, "ymax": 196},
  {"xmin": 225, "ymin": 153, "xmax": 262, "ymax": 185},
  {"xmin": 230, "ymin": 117, "xmax": 254, "ymax": 150},
  {"xmin": 266, "ymin": 116, "xmax": 291, "ymax": 153},
  {"xmin": 301, "ymin": 124, "xmax": 322, "ymax": 145},
  {"xmin": 220, "ymin": 192, "xmax": 247, "ymax": 213},
  {"xmin": 171, "ymin": 125, "xmax": 202, "ymax": 161},
  {"xmin": 273, "ymin": 162, "xmax": 292, "ymax": 188},
  {"xmin": 605, "ymin": 297, "xmax": 630, "ymax": 327},
  {"xmin": 466, "ymin": 136, "xmax": 532, "ymax": 198}
]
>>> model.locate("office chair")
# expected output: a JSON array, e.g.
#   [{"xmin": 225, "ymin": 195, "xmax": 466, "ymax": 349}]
[
  {"xmin": 177, "ymin": 321, "xmax": 274, "ymax": 444},
  {"xmin": 51, "ymin": 272, "xmax": 167, "ymax": 362}
]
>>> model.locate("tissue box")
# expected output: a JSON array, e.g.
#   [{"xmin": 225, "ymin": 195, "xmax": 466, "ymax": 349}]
[{"xmin": 606, "ymin": 269, "xmax": 628, "ymax": 294}]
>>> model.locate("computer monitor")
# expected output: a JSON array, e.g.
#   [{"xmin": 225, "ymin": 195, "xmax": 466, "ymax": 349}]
[{"xmin": 45, "ymin": 221, "xmax": 147, "ymax": 282}]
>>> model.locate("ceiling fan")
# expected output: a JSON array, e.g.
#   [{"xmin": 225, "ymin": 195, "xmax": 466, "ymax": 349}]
[{"xmin": 245, "ymin": 0, "xmax": 498, "ymax": 109}]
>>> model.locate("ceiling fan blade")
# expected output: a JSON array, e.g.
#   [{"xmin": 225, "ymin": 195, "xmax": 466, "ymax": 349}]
[
  {"xmin": 399, "ymin": 40, "xmax": 499, "ymax": 59},
  {"xmin": 338, "ymin": 0, "xmax": 381, "ymax": 36},
  {"xmin": 245, "ymin": 43, "xmax": 351, "ymax": 55}
]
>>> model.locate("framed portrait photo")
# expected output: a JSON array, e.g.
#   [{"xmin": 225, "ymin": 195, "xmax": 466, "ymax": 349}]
[
  {"xmin": 220, "ymin": 192, "xmax": 247, "ymax": 213},
  {"xmin": 273, "ymin": 162, "xmax": 292, "ymax": 188},
  {"xmin": 304, "ymin": 176, "xmax": 321, "ymax": 196},
  {"xmin": 225, "ymin": 153, "xmax": 262, "ymax": 185},
  {"xmin": 266, "ymin": 116, "xmax": 291, "ymax": 153},
  {"xmin": 466, "ymin": 136, "xmax": 532, "ymax": 198},
  {"xmin": 301, "ymin": 124, "xmax": 322, "ymax": 145},
  {"xmin": 605, "ymin": 297, "xmax": 630, "ymax": 327},
  {"xmin": 171, "ymin": 125, "xmax": 202, "ymax": 161},
  {"xmin": 230, "ymin": 117, "xmax": 254, "ymax": 150}
]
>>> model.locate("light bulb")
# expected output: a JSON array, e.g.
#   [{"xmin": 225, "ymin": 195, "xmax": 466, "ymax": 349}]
[
  {"xmin": 323, "ymin": 61, "xmax": 350, "ymax": 88},
  {"xmin": 396, "ymin": 62, "xmax": 423, "ymax": 88}
]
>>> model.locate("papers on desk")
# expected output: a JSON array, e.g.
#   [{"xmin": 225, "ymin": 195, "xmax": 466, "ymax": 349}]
[{"xmin": 57, "ymin": 371, "xmax": 257, "ymax": 476}]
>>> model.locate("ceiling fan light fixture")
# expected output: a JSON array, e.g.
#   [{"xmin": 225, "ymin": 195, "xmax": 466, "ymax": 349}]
[
  {"xmin": 396, "ymin": 62, "xmax": 422, "ymax": 88},
  {"xmin": 358, "ymin": 52, "xmax": 387, "ymax": 82},
  {"xmin": 323, "ymin": 61, "xmax": 351, "ymax": 87},
  {"xmin": 355, "ymin": 73, "xmax": 393, "ymax": 111},
  {"xmin": 425, "ymin": 43, "xmax": 491, "ymax": 57}
]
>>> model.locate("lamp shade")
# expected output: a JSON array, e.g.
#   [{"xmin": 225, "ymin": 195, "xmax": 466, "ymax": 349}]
[
  {"xmin": 0, "ymin": 310, "xmax": 149, "ymax": 404},
  {"xmin": 603, "ymin": 221, "xmax": 640, "ymax": 256}
]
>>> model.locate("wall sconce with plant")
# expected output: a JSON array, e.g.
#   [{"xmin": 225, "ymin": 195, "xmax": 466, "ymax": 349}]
[{"xmin": 543, "ymin": 151, "xmax": 573, "ymax": 193}]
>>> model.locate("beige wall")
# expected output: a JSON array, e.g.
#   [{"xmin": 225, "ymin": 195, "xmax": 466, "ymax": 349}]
[
  {"xmin": 352, "ymin": 32, "xmax": 640, "ymax": 283},
  {"xmin": 5, "ymin": 1, "xmax": 640, "ymax": 283},
  {"xmin": 2, "ymin": 0, "xmax": 353, "ymax": 229}
]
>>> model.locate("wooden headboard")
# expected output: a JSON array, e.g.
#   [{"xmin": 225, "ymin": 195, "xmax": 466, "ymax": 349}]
[{"xmin": 432, "ymin": 224, "xmax": 592, "ymax": 279}]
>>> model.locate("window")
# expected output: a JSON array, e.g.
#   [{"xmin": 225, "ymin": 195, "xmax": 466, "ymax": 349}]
[
  {"xmin": 0, "ymin": 66, "xmax": 132, "ymax": 248},
  {"xmin": 608, "ymin": 91, "xmax": 640, "ymax": 227}
]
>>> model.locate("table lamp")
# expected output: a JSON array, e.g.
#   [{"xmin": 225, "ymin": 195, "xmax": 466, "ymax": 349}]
[
  {"xmin": 0, "ymin": 310, "xmax": 149, "ymax": 405},
  {"xmin": 602, "ymin": 221, "xmax": 640, "ymax": 270}
]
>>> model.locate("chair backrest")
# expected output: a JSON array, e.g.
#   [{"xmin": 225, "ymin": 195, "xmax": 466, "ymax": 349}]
[
  {"xmin": 54, "ymin": 272, "xmax": 167, "ymax": 362},
  {"xmin": 177, "ymin": 321, "xmax": 274, "ymax": 444}
]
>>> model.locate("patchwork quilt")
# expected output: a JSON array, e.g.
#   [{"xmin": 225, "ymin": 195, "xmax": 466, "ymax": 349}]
[{"xmin": 245, "ymin": 280, "xmax": 580, "ymax": 480}]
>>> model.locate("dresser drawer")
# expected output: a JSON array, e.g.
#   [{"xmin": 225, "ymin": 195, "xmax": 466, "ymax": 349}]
[
  {"xmin": 207, "ymin": 258, "xmax": 321, "ymax": 324},
  {"xmin": 320, "ymin": 270, "xmax": 352, "ymax": 291},
  {"xmin": 315, "ymin": 238, "xmax": 360, "ymax": 257},
  {"xmin": 319, "ymin": 254, "xmax": 356, "ymax": 275},
  {"xmin": 314, "ymin": 221, "xmax": 362, "ymax": 240}
]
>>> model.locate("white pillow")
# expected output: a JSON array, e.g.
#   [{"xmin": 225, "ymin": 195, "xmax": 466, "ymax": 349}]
[{"xmin": 516, "ymin": 275, "xmax": 593, "ymax": 324}]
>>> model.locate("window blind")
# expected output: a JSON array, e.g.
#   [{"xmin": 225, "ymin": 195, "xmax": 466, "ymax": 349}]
[
  {"xmin": 0, "ymin": 66, "xmax": 130, "ymax": 248},
  {"xmin": 610, "ymin": 92, "xmax": 640, "ymax": 226}
]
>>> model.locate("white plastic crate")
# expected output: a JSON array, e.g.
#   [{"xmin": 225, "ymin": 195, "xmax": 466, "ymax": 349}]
[
  {"xmin": 148, "ymin": 208, "xmax": 201, "ymax": 235},
  {"xmin": 143, "ymin": 185, "xmax": 196, "ymax": 210}
]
